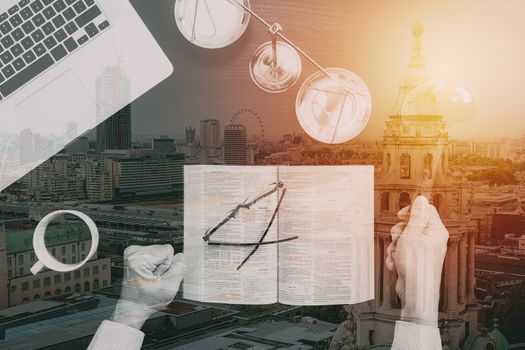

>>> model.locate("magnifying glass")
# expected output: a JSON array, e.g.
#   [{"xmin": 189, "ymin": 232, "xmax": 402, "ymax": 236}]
[{"xmin": 30, "ymin": 210, "xmax": 99, "ymax": 275}]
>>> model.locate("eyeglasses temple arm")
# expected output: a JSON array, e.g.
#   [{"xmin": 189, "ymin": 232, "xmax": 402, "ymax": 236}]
[
  {"xmin": 236, "ymin": 188, "xmax": 287, "ymax": 270},
  {"xmin": 203, "ymin": 183, "xmax": 282, "ymax": 242},
  {"xmin": 242, "ymin": 182, "xmax": 281, "ymax": 207},
  {"xmin": 208, "ymin": 235, "xmax": 298, "ymax": 247},
  {"xmin": 203, "ymin": 206, "xmax": 241, "ymax": 242}
]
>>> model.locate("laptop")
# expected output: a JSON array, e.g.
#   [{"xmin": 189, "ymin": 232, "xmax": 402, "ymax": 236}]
[{"xmin": 0, "ymin": 0, "xmax": 173, "ymax": 191}]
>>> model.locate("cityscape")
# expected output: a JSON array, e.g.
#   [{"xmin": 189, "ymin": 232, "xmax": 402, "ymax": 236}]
[
  {"xmin": 2, "ymin": 21, "xmax": 525, "ymax": 350},
  {"xmin": 2, "ymin": 103, "xmax": 525, "ymax": 348}
]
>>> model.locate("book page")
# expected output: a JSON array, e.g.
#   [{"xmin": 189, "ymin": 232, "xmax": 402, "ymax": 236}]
[
  {"xmin": 184, "ymin": 165, "xmax": 279, "ymax": 304},
  {"xmin": 277, "ymin": 166, "xmax": 374, "ymax": 305}
]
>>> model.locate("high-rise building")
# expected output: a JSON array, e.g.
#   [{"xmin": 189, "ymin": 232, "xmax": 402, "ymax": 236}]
[
  {"xmin": 199, "ymin": 119, "xmax": 221, "ymax": 149},
  {"xmin": 96, "ymin": 68, "xmax": 132, "ymax": 153},
  {"xmin": 350, "ymin": 23, "xmax": 478, "ymax": 349},
  {"xmin": 224, "ymin": 124, "xmax": 247, "ymax": 165},
  {"xmin": 185, "ymin": 126, "xmax": 196, "ymax": 144},
  {"xmin": 96, "ymin": 105, "xmax": 132, "ymax": 153}
]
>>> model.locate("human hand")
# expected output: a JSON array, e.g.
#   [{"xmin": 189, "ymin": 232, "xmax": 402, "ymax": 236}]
[
  {"xmin": 386, "ymin": 196, "xmax": 448, "ymax": 326},
  {"xmin": 112, "ymin": 245, "xmax": 185, "ymax": 329}
]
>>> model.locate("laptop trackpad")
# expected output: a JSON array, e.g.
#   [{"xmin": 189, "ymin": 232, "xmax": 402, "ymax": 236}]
[{"xmin": 16, "ymin": 70, "xmax": 97, "ymax": 135}]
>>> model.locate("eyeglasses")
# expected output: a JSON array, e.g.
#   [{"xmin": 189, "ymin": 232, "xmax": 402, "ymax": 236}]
[{"xmin": 202, "ymin": 181, "xmax": 298, "ymax": 270}]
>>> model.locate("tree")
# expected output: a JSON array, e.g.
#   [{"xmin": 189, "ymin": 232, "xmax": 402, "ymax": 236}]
[
  {"xmin": 492, "ymin": 281, "xmax": 525, "ymax": 343},
  {"xmin": 467, "ymin": 166, "xmax": 518, "ymax": 186}
]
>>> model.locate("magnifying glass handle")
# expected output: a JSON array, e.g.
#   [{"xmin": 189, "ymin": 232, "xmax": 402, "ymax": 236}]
[{"xmin": 30, "ymin": 261, "xmax": 45, "ymax": 275}]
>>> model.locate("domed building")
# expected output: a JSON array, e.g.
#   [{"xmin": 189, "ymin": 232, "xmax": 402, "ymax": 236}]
[
  {"xmin": 351, "ymin": 22, "xmax": 479, "ymax": 349},
  {"xmin": 330, "ymin": 21, "xmax": 513, "ymax": 350},
  {"xmin": 330, "ymin": 311, "xmax": 509, "ymax": 350},
  {"xmin": 487, "ymin": 319, "xmax": 510, "ymax": 350},
  {"xmin": 462, "ymin": 333, "xmax": 497, "ymax": 350}
]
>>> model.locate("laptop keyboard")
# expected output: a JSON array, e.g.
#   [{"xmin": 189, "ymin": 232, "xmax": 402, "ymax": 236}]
[{"xmin": 0, "ymin": 0, "xmax": 110, "ymax": 101}]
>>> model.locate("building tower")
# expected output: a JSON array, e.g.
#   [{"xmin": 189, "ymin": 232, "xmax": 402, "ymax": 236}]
[
  {"xmin": 185, "ymin": 126, "xmax": 196, "ymax": 144},
  {"xmin": 96, "ymin": 67, "xmax": 132, "ymax": 153},
  {"xmin": 199, "ymin": 119, "xmax": 221, "ymax": 149},
  {"xmin": 224, "ymin": 124, "xmax": 247, "ymax": 165},
  {"xmin": 353, "ymin": 23, "xmax": 478, "ymax": 349}
]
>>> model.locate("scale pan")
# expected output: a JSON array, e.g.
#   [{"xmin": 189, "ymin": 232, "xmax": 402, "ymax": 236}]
[
  {"xmin": 249, "ymin": 41, "xmax": 302, "ymax": 93},
  {"xmin": 175, "ymin": 0, "xmax": 251, "ymax": 49},
  {"xmin": 295, "ymin": 68, "xmax": 372, "ymax": 144}
]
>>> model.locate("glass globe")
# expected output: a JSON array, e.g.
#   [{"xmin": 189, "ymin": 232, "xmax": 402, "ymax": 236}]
[
  {"xmin": 249, "ymin": 41, "xmax": 302, "ymax": 93},
  {"xmin": 405, "ymin": 83, "xmax": 476, "ymax": 123},
  {"xmin": 175, "ymin": 0, "xmax": 250, "ymax": 49},
  {"xmin": 438, "ymin": 84, "xmax": 476, "ymax": 123},
  {"xmin": 296, "ymin": 68, "xmax": 372, "ymax": 144}
]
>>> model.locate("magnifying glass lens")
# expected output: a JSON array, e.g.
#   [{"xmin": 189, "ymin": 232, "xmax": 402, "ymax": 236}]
[
  {"xmin": 30, "ymin": 210, "xmax": 99, "ymax": 275},
  {"xmin": 42, "ymin": 213, "xmax": 93, "ymax": 265}
]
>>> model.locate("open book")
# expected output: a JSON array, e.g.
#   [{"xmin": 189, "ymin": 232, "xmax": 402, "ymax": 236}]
[{"xmin": 184, "ymin": 165, "xmax": 374, "ymax": 305}]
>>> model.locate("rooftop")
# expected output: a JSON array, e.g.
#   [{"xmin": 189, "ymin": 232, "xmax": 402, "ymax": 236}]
[
  {"xmin": 0, "ymin": 294, "xmax": 113, "ymax": 343},
  {"xmin": 3, "ymin": 221, "xmax": 92, "ymax": 254},
  {"xmin": 0, "ymin": 201, "xmax": 183, "ymax": 234},
  {"xmin": 174, "ymin": 317, "xmax": 337, "ymax": 350},
  {"xmin": 0, "ymin": 294, "xmax": 235, "ymax": 348}
]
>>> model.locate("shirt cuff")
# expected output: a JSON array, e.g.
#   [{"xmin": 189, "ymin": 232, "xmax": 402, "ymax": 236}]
[
  {"xmin": 392, "ymin": 320, "xmax": 442, "ymax": 350},
  {"xmin": 87, "ymin": 320, "xmax": 145, "ymax": 350}
]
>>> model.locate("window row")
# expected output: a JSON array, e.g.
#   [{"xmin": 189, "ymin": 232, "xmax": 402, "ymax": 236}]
[
  {"xmin": 19, "ymin": 280, "xmax": 108, "ymax": 302},
  {"xmin": 11, "ymin": 265, "xmax": 106, "ymax": 292},
  {"xmin": 380, "ymin": 192, "xmax": 443, "ymax": 213},
  {"xmin": 386, "ymin": 153, "xmax": 438, "ymax": 180},
  {"xmin": 10, "ymin": 243, "xmax": 89, "ymax": 266}
]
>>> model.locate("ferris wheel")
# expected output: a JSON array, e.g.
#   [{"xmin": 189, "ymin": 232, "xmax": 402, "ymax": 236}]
[{"xmin": 230, "ymin": 109, "xmax": 265, "ymax": 142}]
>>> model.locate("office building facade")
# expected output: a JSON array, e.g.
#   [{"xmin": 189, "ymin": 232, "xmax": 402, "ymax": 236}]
[
  {"xmin": 96, "ymin": 105, "xmax": 132, "ymax": 153},
  {"xmin": 224, "ymin": 124, "xmax": 247, "ymax": 165},
  {"xmin": 0, "ymin": 221, "xmax": 111, "ymax": 309},
  {"xmin": 199, "ymin": 119, "xmax": 221, "ymax": 149},
  {"xmin": 110, "ymin": 154, "xmax": 185, "ymax": 199}
]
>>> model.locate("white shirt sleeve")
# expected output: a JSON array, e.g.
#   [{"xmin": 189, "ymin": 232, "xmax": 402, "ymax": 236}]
[
  {"xmin": 391, "ymin": 320, "xmax": 442, "ymax": 350},
  {"xmin": 87, "ymin": 320, "xmax": 145, "ymax": 350}
]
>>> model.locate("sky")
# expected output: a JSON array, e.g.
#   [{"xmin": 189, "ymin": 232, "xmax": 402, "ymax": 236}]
[{"xmin": 129, "ymin": 0, "xmax": 525, "ymax": 141}]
